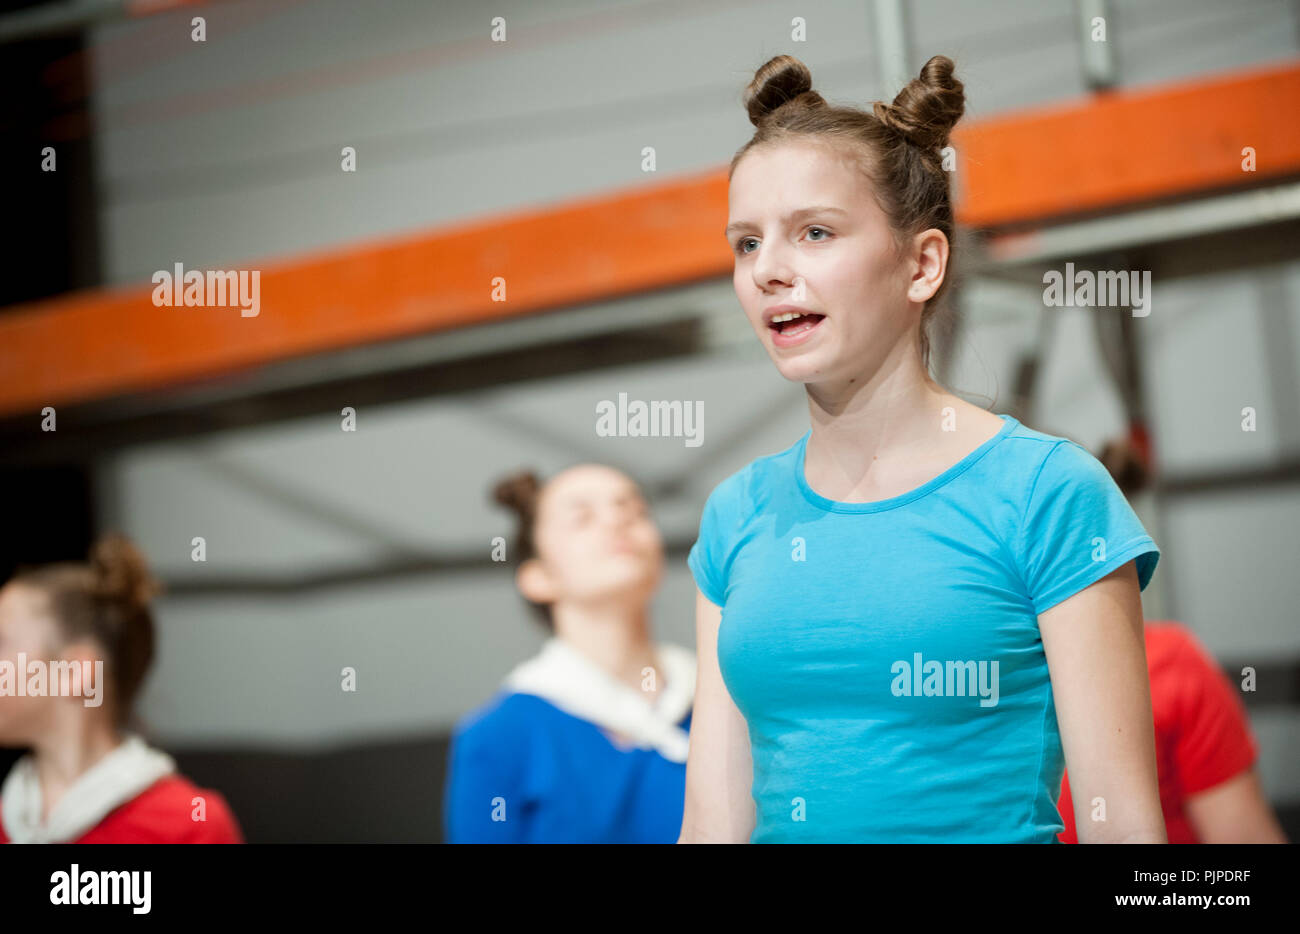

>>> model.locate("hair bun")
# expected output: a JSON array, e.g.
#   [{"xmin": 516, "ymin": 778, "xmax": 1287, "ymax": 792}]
[
  {"xmin": 1100, "ymin": 437, "xmax": 1150, "ymax": 496},
  {"xmin": 873, "ymin": 54, "xmax": 965, "ymax": 152},
  {"xmin": 492, "ymin": 470, "xmax": 541, "ymax": 516},
  {"xmin": 90, "ymin": 533, "xmax": 159, "ymax": 608},
  {"xmin": 742, "ymin": 54, "xmax": 827, "ymax": 127}
]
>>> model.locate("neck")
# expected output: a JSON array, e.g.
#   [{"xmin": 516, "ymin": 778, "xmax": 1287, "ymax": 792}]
[
  {"xmin": 30, "ymin": 710, "xmax": 124, "ymax": 822},
  {"xmin": 805, "ymin": 337, "xmax": 953, "ymax": 459},
  {"xmin": 800, "ymin": 329, "xmax": 946, "ymax": 439},
  {"xmin": 551, "ymin": 599, "xmax": 663, "ymax": 704},
  {"xmin": 800, "ymin": 335, "xmax": 977, "ymax": 496}
]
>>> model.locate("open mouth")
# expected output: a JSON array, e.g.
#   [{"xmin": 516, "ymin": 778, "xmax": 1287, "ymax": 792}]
[{"xmin": 769, "ymin": 312, "xmax": 826, "ymax": 337}]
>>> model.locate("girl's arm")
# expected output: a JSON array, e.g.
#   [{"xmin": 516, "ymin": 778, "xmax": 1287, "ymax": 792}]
[
  {"xmin": 1038, "ymin": 559, "xmax": 1167, "ymax": 843},
  {"xmin": 678, "ymin": 586, "xmax": 755, "ymax": 843},
  {"xmin": 1185, "ymin": 770, "xmax": 1289, "ymax": 843}
]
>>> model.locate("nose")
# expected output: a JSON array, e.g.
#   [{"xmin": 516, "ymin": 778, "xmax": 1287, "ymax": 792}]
[
  {"xmin": 751, "ymin": 238, "xmax": 798, "ymax": 291},
  {"xmin": 603, "ymin": 499, "xmax": 648, "ymax": 534}
]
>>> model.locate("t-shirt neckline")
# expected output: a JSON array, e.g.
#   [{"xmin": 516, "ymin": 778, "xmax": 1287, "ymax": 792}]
[{"xmin": 794, "ymin": 414, "xmax": 1018, "ymax": 514}]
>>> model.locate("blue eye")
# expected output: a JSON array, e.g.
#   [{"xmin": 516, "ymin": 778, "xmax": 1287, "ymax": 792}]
[
  {"xmin": 737, "ymin": 237, "xmax": 758, "ymax": 255},
  {"xmin": 806, "ymin": 226, "xmax": 830, "ymax": 241}
]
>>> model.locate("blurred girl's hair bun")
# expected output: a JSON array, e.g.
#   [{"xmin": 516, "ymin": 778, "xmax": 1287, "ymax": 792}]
[
  {"xmin": 872, "ymin": 54, "xmax": 965, "ymax": 152},
  {"xmin": 90, "ymin": 532, "xmax": 161, "ymax": 609},
  {"xmin": 742, "ymin": 54, "xmax": 827, "ymax": 127},
  {"xmin": 490, "ymin": 469, "xmax": 551, "ymax": 630},
  {"xmin": 492, "ymin": 469, "xmax": 542, "ymax": 517},
  {"xmin": 1099, "ymin": 437, "xmax": 1150, "ymax": 497}
]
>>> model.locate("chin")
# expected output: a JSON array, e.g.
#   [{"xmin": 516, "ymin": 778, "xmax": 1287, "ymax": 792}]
[
  {"xmin": 614, "ymin": 564, "xmax": 657, "ymax": 591},
  {"xmin": 771, "ymin": 356, "xmax": 827, "ymax": 384},
  {"xmin": 600, "ymin": 566, "xmax": 658, "ymax": 599}
]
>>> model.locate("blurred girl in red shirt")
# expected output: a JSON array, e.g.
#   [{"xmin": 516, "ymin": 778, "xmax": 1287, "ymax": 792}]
[
  {"xmin": 0, "ymin": 534, "xmax": 242, "ymax": 843},
  {"xmin": 1057, "ymin": 437, "xmax": 1287, "ymax": 844}
]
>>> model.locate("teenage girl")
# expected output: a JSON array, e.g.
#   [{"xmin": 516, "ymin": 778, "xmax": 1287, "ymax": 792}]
[
  {"xmin": 678, "ymin": 54, "xmax": 1164, "ymax": 843},
  {"xmin": 443, "ymin": 464, "xmax": 695, "ymax": 843},
  {"xmin": 0, "ymin": 534, "xmax": 242, "ymax": 843}
]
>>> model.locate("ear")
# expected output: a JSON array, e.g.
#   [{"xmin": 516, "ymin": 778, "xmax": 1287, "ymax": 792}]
[
  {"xmin": 906, "ymin": 228, "xmax": 949, "ymax": 304},
  {"xmin": 516, "ymin": 558, "xmax": 558, "ymax": 605}
]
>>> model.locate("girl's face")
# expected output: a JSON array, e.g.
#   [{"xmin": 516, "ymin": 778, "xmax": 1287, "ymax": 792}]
[
  {"xmin": 522, "ymin": 465, "xmax": 664, "ymax": 611},
  {"xmin": 726, "ymin": 140, "xmax": 934, "ymax": 386},
  {"xmin": 0, "ymin": 583, "xmax": 59, "ymax": 744}
]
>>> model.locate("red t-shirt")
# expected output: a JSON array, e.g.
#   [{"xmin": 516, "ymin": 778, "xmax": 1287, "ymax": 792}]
[
  {"xmin": 0, "ymin": 774, "xmax": 243, "ymax": 844},
  {"xmin": 1057, "ymin": 620, "xmax": 1257, "ymax": 843}
]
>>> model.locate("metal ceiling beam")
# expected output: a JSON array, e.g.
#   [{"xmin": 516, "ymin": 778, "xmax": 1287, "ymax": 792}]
[{"xmin": 974, "ymin": 180, "xmax": 1300, "ymax": 270}]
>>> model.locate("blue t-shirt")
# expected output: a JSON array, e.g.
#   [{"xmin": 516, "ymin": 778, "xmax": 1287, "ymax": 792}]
[
  {"xmin": 687, "ymin": 414, "xmax": 1159, "ymax": 843},
  {"xmin": 443, "ymin": 691, "xmax": 690, "ymax": 843}
]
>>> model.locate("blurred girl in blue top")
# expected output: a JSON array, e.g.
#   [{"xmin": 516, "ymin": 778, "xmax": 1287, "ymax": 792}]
[
  {"xmin": 444, "ymin": 465, "xmax": 694, "ymax": 843},
  {"xmin": 677, "ymin": 54, "xmax": 1165, "ymax": 843}
]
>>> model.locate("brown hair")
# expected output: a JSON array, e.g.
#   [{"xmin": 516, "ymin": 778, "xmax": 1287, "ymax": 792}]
[
  {"xmin": 10, "ymin": 533, "xmax": 160, "ymax": 728},
  {"xmin": 492, "ymin": 469, "xmax": 554, "ymax": 631},
  {"xmin": 730, "ymin": 53, "xmax": 966, "ymax": 374}
]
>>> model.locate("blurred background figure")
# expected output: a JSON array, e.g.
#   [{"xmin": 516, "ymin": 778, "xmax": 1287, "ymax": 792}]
[
  {"xmin": 0, "ymin": 534, "xmax": 243, "ymax": 843},
  {"xmin": 443, "ymin": 466, "xmax": 694, "ymax": 843},
  {"xmin": 1056, "ymin": 437, "xmax": 1288, "ymax": 844}
]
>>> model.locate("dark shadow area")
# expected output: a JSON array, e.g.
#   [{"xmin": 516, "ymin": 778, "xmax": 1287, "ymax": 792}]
[{"xmin": 172, "ymin": 734, "xmax": 452, "ymax": 843}]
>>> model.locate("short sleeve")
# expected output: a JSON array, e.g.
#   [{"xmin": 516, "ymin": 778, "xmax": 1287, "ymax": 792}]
[
  {"xmin": 686, "ymin": 473, "xmax": 746, "ymax": 607},
  {"xmin": 1168, "ymin": 627, "xmax": 1258, "ymax": 795},
  {"xmin": 1017, "ymin": 440, "xmax": 1160, "ymax": 615}
]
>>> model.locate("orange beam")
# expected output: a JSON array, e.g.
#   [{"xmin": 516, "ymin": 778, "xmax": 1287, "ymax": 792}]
[
  {"xmin": 0, "ymin": 169, "xmax": 730, "ymax": 418},
  {"xmin": 954, "ymin": 58, "xmax": 1300, "ymax": 228},
  {"xmin": 2, "ymin": 60, "xmax": 1297, "ymax": 419}
]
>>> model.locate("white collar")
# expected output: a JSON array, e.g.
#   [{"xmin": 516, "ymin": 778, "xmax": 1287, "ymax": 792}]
[
  {"xmin": 502, "ymin": 637, "xmax": 696, "ymax": 762},
  {"xmin": 1, "ymin": 734, "xmax": 176, "ymax": 844}
]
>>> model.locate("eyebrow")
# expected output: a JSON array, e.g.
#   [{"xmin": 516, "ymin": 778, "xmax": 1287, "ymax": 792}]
[{"xmin": 725, "ymin": 205, "xmax": 848, "ymax": 238}]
